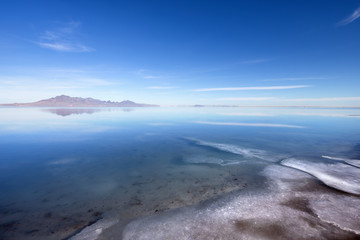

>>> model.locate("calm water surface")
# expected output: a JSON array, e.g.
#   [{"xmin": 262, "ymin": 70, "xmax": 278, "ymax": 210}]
[{"xmin": 1, "ymin": 107, "xmax": 360, "ymax": 239}]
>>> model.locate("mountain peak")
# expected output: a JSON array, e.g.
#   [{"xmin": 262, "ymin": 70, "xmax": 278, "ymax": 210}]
[
  {"xmin": 53, "ymin": 95, "xmax": 72, "ymax": 99},
  {"xmin": 1, "ymin": 96, "xmax": 158, "ymax": 107}
]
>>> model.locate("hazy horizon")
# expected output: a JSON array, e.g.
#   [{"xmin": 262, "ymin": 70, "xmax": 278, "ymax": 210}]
[{"xmin": 1, "ymin": 94, "xmax": 360, "ymax": 108}]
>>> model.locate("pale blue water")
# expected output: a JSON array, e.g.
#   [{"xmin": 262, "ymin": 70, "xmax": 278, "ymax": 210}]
[{"xmin": 1, "ymin": 107, "xmax": 360, "ymax": 239}]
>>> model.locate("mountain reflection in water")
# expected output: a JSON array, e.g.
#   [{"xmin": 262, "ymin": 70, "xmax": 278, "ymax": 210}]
[{"xmin": 43, "ymin": 108, "xmax": 134, "ymax": 117}]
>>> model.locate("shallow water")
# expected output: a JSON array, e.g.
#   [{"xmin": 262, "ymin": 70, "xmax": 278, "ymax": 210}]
[{"xmin": 0, "ymin": 107, "xmax": 360, "ymax": 239}]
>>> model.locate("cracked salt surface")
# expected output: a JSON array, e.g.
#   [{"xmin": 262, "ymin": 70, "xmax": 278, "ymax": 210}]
[{"xmin": 123, "ymin": 165, "xmax": 360, "ymax": 239}]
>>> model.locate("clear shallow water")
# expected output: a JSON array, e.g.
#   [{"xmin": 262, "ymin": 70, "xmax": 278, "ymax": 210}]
[{"xmin": 0, "ymin": 107, "xmax": 360, "ymax": 239}]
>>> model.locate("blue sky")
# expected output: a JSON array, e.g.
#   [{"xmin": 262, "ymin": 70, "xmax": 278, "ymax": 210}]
[{"xmin": 0, "ymin": 0, "xmax": 360, "ymax": 106}]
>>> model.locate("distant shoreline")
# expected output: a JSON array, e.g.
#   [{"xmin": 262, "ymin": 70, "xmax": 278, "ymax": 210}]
[
  {"xmin": 0, "ymin": 95, "xmax": 359, "ymax": 109},
  {"xmin": 1, "ymin": 105, "xmax": 360, "ymax": 109},
  {"xmin": 0, "ymin": 95, "xmax": 159, "ymax": 108}
]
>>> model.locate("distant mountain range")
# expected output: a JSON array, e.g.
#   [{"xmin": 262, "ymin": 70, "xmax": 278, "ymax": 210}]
[{"xmin": 0, "ymin": 95, "xmax": 159, "ymax": 107}]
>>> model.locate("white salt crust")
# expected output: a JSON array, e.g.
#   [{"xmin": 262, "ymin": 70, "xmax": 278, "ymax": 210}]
[{"xmin": 122, "ymin": 165, "xmax": 360, "ymax": 239}]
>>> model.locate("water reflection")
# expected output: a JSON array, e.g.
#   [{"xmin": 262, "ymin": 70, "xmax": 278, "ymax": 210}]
[
  {"xmin": 43, "ymin": 108, "xmax": 135, "ymax": 117},
  {"xmin": 0, "ymin": 107, "xmax": 360, "ymax": 239},
  {"xmin": 43, "ymin": 108, "xmax": 104, "ymax": 117}
]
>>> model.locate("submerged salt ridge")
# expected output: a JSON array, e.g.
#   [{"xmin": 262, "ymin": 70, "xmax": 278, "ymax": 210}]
[
  {"xmin": 186, "ymin": 138, "xmax": 360, "ymax": 195},
  {"xmin": 322, "ymin": 155, "xmax": 360, "ymax": 168},
  {"xmin": 185, "ymin": 137, "xmax": 287, "ymax": 163},
  {"xmin": 282, "ymin": 158, "xmax": 360, "ymax": 195},
  {"xmin": 69, "ymin": 218, "xmax": 118, "ymax": 240},
  {"xmin": 183, "ymin": 155, "xmax": 238, "ymax": 166}
]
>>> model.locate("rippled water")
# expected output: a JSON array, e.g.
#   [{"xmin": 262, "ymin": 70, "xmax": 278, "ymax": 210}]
[{"xmin": 1, "ymin": 107, "xmax": 360, "ymax": 239}]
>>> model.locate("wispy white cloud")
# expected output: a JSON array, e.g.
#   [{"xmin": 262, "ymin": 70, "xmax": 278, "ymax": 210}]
[
  {"xmin": 147, "ymin": 86, "xmax": 177, "ymax": 90},
  {"xmin": 194, "ymin": 121, "xmax": 304, "ymax": 128},
  {"xmin": 148, "ymin": 122, "xmax": 175, "ymax": 126},
  {"xmin": 38, "ymin": 42, "xmax": 92, "ymax": 52},
  {"xmin": 337, "ymin": 6, "xmax": 360, "ymax": 26},
  {"xmin": 280, "ymin": 97, "xmax": 360, "ymax": 102},
  {"xmin": 262, "ymin": 77, "xmax": 327, "ymax": 82},
  {"xmin": 217, "ymin": 97, "xmax": 276, "ymax": 101},
  {"xmin": 143, "ymin": 75, "xmax": 161, "ymax": 79},
  {"xmin": 218, "ymin": 113, "xmax": 273, "ymax": 116},
  {"xmin": 192, "ymin": 85, "xmax": 310, "ymax": 92},
  {"xmin": 292, "ymin": 112, "xmax": 360, "ymax": 118},
  {"xmin": 36, "ymin": 21, "xmax": 94, "ymax": 52},
  {"xmin": 134, "ymin": 69, "xmax": 162, "ymax": 79}
]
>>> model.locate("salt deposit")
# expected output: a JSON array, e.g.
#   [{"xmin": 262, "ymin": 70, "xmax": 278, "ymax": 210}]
[
  {"xmin": 186, "ymin": 138, "xmax": 286, "ymax": 162},
  {"xmin": 182, "ymin": 155, "xmax": 243, "ymax": 166},
  {"xmin": 322, "ymin": 155, "xmax": 360, "ymax": 168},
  {"xmin": 69, "ymin": 217, "xmax": 118, "ymax": 240},
  {"xmin": 282, "ymin": 158, "xmax": 360, "ymax": 195},
  {"xmin": 123, "ymin": 165, "xmax": 360, "ymax": 239}
]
